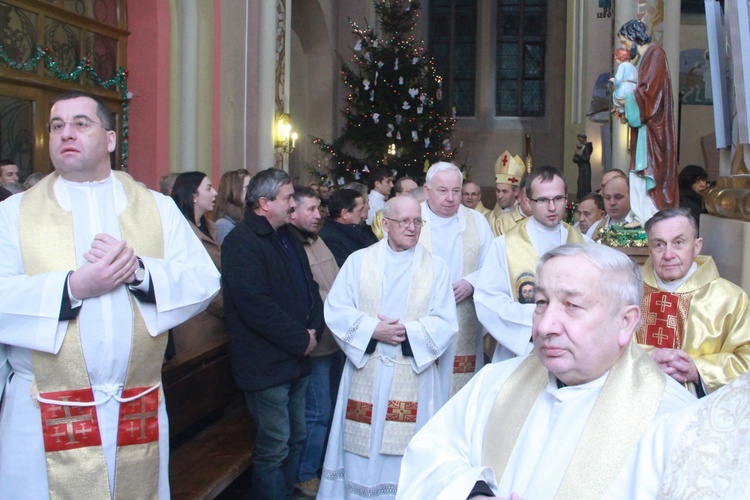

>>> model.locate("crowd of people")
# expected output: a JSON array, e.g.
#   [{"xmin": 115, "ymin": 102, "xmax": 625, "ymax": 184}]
[{"xmin": 0, "ymin": 89, "xmax": 748, "ymax": 500}]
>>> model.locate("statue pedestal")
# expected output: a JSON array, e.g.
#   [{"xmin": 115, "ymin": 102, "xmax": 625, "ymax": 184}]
[{"xmin": 700, "ymin": 214, "xmax": 750, "ymax": 294}]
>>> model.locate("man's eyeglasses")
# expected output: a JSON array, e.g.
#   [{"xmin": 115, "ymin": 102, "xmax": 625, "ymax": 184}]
[
  {"xmin": 529, "ymin": 195, "xmax": 567, "ymax": 206},
  {"xmin": 46, "ymin": 117, "xmax": 111, "ymax": 134},
  {"xmin": 384, "ymin": 217, "xmax": 426, "ymax": 228}
]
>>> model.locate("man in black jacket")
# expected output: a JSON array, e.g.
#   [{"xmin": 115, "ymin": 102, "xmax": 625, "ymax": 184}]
[
  {"xmin": 318, "ymin": 188, "xmax": 377, "ymax": 266},
  {"xmin": 222, "ymin": 168, "xmax": 324, "ymax": 500}
]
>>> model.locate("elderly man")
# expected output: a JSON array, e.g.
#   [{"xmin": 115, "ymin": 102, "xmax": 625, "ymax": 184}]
[
  {"xmin": 475, "ymin": 166, "xmax": 587, "ymax": 362},
  {"xmin": 222, "ymin": 169, "xmax": 324, "ymax": 499},
  {"xmin": 319, "ymin": 195, "xmax": 457, "ymax": 498},
  {"xmin": 421, "ymin": 163, "xmax": 493, "ymax": 399},
  {"xmin": 398, "ymin": 243, "xmax": 694, "ymax": 499},
  {"xmin": 0, "ymin": 91, "xmax": 220, "ymax": 498},
  {"xmin": 0, "ymin": 159, "xmax": 18, "ymax": 184},
  {"xmin": 371, "ymin": 176, "xmax": 418, "ymax": 240},
  {"xmin": 576, "ymin": 193, "xmax": 606, "ymax": 239},
  {"xmin": 288, "ymin": 187, "xmax": 342, "ymax": 497},
  {"xmin": 461, "ymin": 181, "xmax": 490, "ymax": 216},
  {"xmin": 636, "ymin": 208, "xmax": 750, "ymax": 396}
]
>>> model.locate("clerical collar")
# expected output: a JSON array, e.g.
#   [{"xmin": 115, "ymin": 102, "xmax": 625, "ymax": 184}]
[
  {"xmin": 529, "ymin": 216, "xmax": 562, "ymax": 233},
  {"xmin": 654, "ymin": 261, "xmax": 699, "ymax": 292},
  {"xmin": 60, "ymin": 171, "xmax": 114, "ymax": 187}
]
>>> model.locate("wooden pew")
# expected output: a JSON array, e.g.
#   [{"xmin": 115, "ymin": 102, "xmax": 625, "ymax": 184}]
[{"xmin": 163, "ymin": 337, "xmax": 255, "ymax": 499}]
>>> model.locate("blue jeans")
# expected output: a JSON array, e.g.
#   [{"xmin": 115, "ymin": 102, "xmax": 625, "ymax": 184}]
[
  {"xmin": 296, "ymin": 352, "xmax": 345, "ymax": 482},
  {"xmin": 244, "ymin": 377, "xmax": 308, "ymax": 500}
]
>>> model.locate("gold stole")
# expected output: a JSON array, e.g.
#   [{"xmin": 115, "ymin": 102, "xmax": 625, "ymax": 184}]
[
  {"xmin": 344, "ymin": 241, "xmax": 432, "ymax": 457},
  {"xmin": 21, "ymin": 171, "xmax": 166, "ymax": 499},
  {"xmin": 482, "ymin": 343, "xmax": 665, "ymax": 499},
  {"xmin": 505, "ymin": 219, "xmax": 584, "ymax": 302},
  {"xmin": 419, "ymin": 204, "xmax": 482, "ymax": 396}
]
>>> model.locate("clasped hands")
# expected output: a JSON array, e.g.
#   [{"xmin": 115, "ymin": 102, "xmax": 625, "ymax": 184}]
[
  {"xmin": 69, "ymin": 234, "xmax": 138, "ymax": 300},
  {"xmin": 372, "ymin": 313, "xmax": 406, "ymax": 345}
]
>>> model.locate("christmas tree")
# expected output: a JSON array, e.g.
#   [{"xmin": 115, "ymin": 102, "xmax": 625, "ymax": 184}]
[{"xmin": 313, "ymin": 0, "xmax": 456, "ymax": 185}]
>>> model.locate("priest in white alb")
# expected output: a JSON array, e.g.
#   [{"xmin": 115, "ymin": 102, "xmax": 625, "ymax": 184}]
[
  {"xmin": 398, "ymin": 243, "xmax": 694, "ymax": 499},
  {"xmin": 475, "ymin": 166, "xmax": 588, "ymax": 363},
  {"xmin": 319, "ymin": 196, "xmax": 457, "ymax": 498},
  {"xmin": 0, "ymin": 92, "xmax": 220, "ymax": 499},
  {"xmin": 420, "ymin": 162, "xmax": 493, "ymax": 400}
]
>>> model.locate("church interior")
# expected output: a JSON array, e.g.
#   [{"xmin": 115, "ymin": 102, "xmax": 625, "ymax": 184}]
[{"xmin": 0, "ymin": 0, "xmax": 749, "ymax": 495}]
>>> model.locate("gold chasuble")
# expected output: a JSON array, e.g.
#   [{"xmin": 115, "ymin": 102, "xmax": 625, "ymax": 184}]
[
  {"xmin": 637, "ymin": 256, "xmax": 750, "ymax": 394},
  {"xmin": 344, "ymin": 241, "xmax": 432, "ymax": 457},
  {"xmin": 505, "ymin": 219, "xmax": 584, "ymax": 302},
  {"xmin": 491, "ymin": 204, "xmax": 526, "ymax": 237},
  {"xmin": 419, "ymin": 205, "xmax": 482, "ymax": 396},
  {"xmin": 482, "ymin": 343, "xmax": 665, "ymax": 499},
  {"xmin": 20, "ymin": 172, "xmax": 166, "ymax": 499}
]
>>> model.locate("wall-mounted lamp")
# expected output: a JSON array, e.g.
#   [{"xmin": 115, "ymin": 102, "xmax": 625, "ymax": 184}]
[{"xmin": 275, "ymin": 112, "xmax": 298, "ymax": 153}]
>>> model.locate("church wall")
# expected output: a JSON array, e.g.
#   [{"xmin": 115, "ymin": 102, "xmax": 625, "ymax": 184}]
[
  {"xmin": 219, "ymin": 0, "xmax": 253, "ymax": 175},
  {"xmin": 126, "ymin": 0, "xmax": 172, "ymax": 188},
  {"xmin": 289, "ymin": 0, "xmax": 338, "ymax": 185}
]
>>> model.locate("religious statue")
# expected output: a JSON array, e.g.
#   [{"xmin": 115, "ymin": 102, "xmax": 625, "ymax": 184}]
[
  {"xmin": 611, "ymin": 48, "xmax": 637, "ymax": 120},
  {"xmin": 616, "ymin": 19, "xmax": 679, "ymax": 223},
  {"xmin": 572, "ymin": 133, "xmax": 593, "ymax": 200}
]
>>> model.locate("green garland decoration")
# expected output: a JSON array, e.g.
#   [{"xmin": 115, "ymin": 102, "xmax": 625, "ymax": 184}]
[
  {"xmin": 0, "ymin": 45, "xmax": 130, "ymax": 170},
  {"xmin": 597, "ymin": 223, "xmax": 648, "ymax": 248}
]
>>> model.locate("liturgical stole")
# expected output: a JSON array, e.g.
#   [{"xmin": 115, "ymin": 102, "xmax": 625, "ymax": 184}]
[
  {"xmin": 482, "ymin": 342, "xmax": 665, "ymax": 499},
  {"xmin": 505, "ymin": 219, "xmax": 584, "ymax": 302},
  {"xmin": 20, "ymin": 171, "xmax": 166, "ymax": 499},
  {"xmin": 419, "ymin": 205, "xmax": 482, "ymax": 396},
  {"xmin": 344, "ymin": 241, "xmax": 432, "ymax": 457}
]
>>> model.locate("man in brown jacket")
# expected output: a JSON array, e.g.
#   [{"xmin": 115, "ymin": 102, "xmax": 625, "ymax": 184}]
[{"xmin": 289, "ymin": 186, "xmax": 343, "ymax": 497}]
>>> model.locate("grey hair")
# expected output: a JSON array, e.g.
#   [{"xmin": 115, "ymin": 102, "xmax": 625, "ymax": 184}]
[
  {"xmin": 644, "ymin": 207, "xmax": 699, "ymax": 238},
  {"xmin": 537, "ymin": 243, "xmax": 642, "ymax": 313},
  {"xmin": 425, "ymin": 162, "xmax": 462, "ymax": 187},
  {"xmin": 246, "ymin": 168, "xmax": 291, "ymax": 210}
]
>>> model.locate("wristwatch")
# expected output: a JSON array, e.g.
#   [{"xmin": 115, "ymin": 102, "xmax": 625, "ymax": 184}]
[{"xmin": 132, "ymin": 257, "xmax": 146, "ymax": 286}]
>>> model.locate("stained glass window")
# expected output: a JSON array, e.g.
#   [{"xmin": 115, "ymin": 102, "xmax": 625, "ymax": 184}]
[
  {"xmin": 496, "ymin": 0, "xmax": 547, "ymax": 117},
  {"xmin": 428, "ymin": 0, "xmax": 477, "ymax": 117}
]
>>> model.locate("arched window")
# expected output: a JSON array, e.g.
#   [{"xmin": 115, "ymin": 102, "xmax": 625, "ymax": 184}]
[{"xmin": 0, "ymin": 0, "xmax": 127, "ymax": 180}]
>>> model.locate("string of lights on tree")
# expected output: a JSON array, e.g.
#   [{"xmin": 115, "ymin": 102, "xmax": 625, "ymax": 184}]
[
  {"xmin": 312, "ymin": 0, "xmax": 456, "ymax": 185},
  {"xmin": 0, "ymin": 44, "xmax": 130, "ymax": 170}
]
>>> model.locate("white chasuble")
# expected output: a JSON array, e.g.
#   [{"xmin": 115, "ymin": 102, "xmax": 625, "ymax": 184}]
[
  {"xmin": 0, "ymin": 172, "xmax": 220, "ymax": 499},
  {"xmin": 321, "ymin": 239, "xmax": 457, "ymax": 498},
  {"xmin": 419, "ymin": 202, "xmax": 492, "ymax": 400}
]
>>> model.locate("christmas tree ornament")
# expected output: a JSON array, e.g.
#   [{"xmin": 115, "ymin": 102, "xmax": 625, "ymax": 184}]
[
  {"xmin": 363, "ymin": 79, "xmax": 370, "ymax": 90},
  {"xmin": 402, "ymin": 101, "xmax": 411, "ymax": 110},
  {"xmin": 395, "ymin": 114, "xmax": 402, "ymax": 125},
  {"xmin": 412, "ymin": 131, "xmax": 419, "ymax": 142},
  {"xmin": 373, "ymin": 113, "xmax": 380, "ymax": 123}
]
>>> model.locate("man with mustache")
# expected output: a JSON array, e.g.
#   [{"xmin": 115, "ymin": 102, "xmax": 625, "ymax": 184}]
[{"xmin": 222, "ymin": 168, "xmax": 324, "ymax": 499}]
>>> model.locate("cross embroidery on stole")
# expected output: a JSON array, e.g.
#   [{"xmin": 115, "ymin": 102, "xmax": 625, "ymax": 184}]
[{"xmin": 638, "ymin": 286, "xmax": 691, "ymax": 349}]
